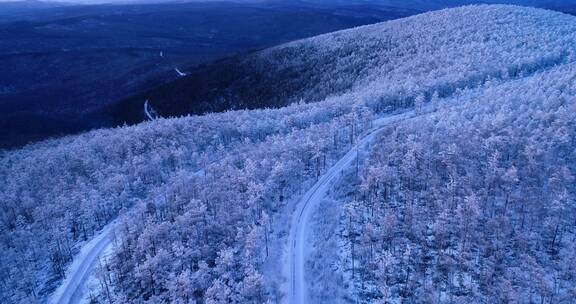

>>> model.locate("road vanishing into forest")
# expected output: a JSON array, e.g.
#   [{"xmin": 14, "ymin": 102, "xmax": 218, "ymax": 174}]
[
  {"xmin": 49, "ymin": 111, "xmax": 414, "ymax": 304},
  {"xmin": 49, "ymin": 222, "xmax": 115, "ymax": 304},
  {"xmin": 49, "ymin": 167, "xmax": 207, "ymax": 304},
  {"xmin": 285, "ymin": 111, "xmax": 413, "ymax": 304}
]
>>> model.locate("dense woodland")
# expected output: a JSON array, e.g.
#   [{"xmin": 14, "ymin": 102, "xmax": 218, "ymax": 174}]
[
  {"xmin": 129, "ymin": 4, "xmax": 576, "ymax": 120},
  {"xmin": 337, "ymin": 63, "xmax": 576, "ymax": 303},
  {"xmin": 0, "ymin": 5, "xmax": 575, "ymax": 303}
]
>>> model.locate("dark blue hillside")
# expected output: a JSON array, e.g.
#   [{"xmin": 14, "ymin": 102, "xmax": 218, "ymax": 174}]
[{"xmin": 0, "ymin": 1, "xmax": 416, "ymax": 149}]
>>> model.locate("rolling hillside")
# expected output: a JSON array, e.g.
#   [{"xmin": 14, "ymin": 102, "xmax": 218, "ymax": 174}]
[
  {"xmin": 0, "ymin": 0, "xmax": 413, "ymax": 149},
  {"xmin": 117, "ymin": 4, "xmax": 575, "ymax": 122},
  {"xmin": 1, "ymin": 5, "xmax": 575, "ymax": 303}
]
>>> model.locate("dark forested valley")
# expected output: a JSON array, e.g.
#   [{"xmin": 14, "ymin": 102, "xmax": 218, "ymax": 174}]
[{"xmin": 0, "ymin": 0, "xmax": 416, "ymax": 149}]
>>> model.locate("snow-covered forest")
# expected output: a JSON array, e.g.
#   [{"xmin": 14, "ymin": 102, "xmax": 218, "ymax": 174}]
[
  {"xmin": 1, "ymin": 4, "xmax": 575, "ymax": 303},
  {"xmin": 330, "ymin": 63, "xmax": 576, "ymax": 303}
]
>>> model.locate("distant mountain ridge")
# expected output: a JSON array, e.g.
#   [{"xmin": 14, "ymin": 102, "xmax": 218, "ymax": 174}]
[
  {"xmin": 2, "ymin": 0, "xmax": 574, "ymax": 149},
  {"xmin": 0, "ymin": 0, "xmax": 414, "ymax": 149},
  {"xmin": 0, "ymin": 0, "xmax": 71, "ymax": 14},
  {"xmin": 116, "ymin": 3, "xmax": 576, "ymax": 122}
]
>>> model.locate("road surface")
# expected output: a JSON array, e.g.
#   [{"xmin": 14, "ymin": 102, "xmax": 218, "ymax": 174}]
[
  {"xmin": 49, "ymin": 111, "xmax": 411, "ymax": 304},
  {"xmin": 285, "ymin": 112, "xmax": 413, "ymax": 304},
  {"xmin": 49, "ymin": 223, "xmax": 115, "ymax": 304},
  {"xmin": 175, "ymin": 68, "xmax": 187, "ymax": 77},
  {"xmin": 49, "ymin": 166, "xmax": 206, "ymax": 304}
]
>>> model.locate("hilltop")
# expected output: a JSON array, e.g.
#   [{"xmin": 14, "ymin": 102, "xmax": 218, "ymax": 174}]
[{"xmin": 116, "ymin": 5, "xmax": 575, "ymax": 122}]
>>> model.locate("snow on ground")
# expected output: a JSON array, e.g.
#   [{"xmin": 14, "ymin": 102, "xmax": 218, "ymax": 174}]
[
  {"xmin": 283, "ymin": 110, "xmax": 415, "ymax": 304},
  {"xmin": 49, "ymin": 165, "xmax": 208, "ymax": 304},
  {"xmin": 307, "ymin": 196, "xmax": 351, "ymax": 303},
  {"xmin": 261, "ymin": 186, "xmax": 307, "ymax": 302},
  {"xmin": 49, "ymin": 222, "xmax": 116, "ymax": 304},
  {"xmin": 144, "ymin": 99, "xmax": 158, "ymax": 120},
  {"xmin": 175, "ymin": 68, "xmax": 187, "ymax": 77},
  {"xmin": 306, "ymin": 131, "xmax": 381, "ymax": 304},
  {"xmin": 77, "ymin": 240, "xmax": 116, "ymax": 304}
]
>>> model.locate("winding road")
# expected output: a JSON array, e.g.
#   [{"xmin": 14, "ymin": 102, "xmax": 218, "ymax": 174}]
[
  {"xmin": 49, "ymin": 223, "xmax": 115, "ymax": 304},
  {"xmin": 49, "ymin": 167, "xmax": 206, "ymax": 304},
  {"xmin": 50, "ymin": 112, "xmax": 412, "ymax": 304},
  {"xmin": 285, "ymin": 112, "xmax": 412, "ymax": 304}
]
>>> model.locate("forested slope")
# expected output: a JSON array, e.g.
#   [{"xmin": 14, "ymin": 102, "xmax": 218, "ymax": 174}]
[
  {"xmin": 118, "ymin": 4, "xmax": 576, "ymax": 122},
  {"xmin": 329, "ymin": 62, "xmax": 576, "ymax": 303},
  {"xmin": 1, "ymin": 5, "xmax": 575, "ymax": 303}
]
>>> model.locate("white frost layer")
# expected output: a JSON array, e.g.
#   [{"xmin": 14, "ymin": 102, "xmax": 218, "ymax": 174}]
[
  {"xmin": 49, "ymin": 222, "xmax": 115, "ymax": 304},
  {"xmin": 284, "ymin": 111, "xmax": 414, "ymax": 304}
]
